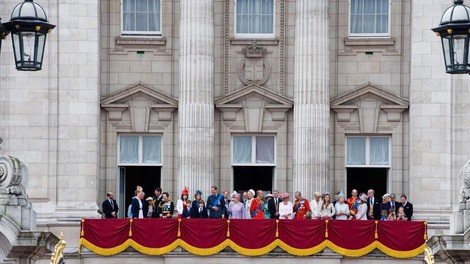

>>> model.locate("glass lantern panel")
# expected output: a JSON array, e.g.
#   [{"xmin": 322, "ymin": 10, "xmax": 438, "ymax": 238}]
[
  {"xmin": 36, "ymin": 34, "xmax": 46, "ymax": 65},
  {"xmin": 21, "ymin": 31, "xmax": 36, "ymax": 67},
  {"xmin": 441, "ymin": 37, "xmax": 452, "ymax": 71},
  {"xmin": 12, "ymin": 33, "xmax": 21, "ymax": 67},
  {"xmin": 452, "ymin": 34, "xmax": 469, "ymax": 71},
  {"xmin": 20, "ymin": 3, "xmax": 36, "ymax": 18}
]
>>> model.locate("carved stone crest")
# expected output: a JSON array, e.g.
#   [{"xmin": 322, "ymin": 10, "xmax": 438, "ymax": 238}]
[
  {"xmin": 0, "ymin": 155, "xmax": 28, "ymax": 196},
  {"xmin": 237, "ymin": 41, "xmax": 271, "ymax": 86}
]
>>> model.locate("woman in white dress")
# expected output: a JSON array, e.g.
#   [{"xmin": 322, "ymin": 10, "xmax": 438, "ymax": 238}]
[
  {"xmin": 319, "ymin": 193, "xmax": 335, "ymax": 220},
  {"xmin": 334, "ymin": 192, "xmax": 350, "ymax": 220},
  {"xmin": 355, "ymin": 193, "xmax": 369, "ymax": 220},
  {"xmin": 176, "ymin": 187, "xmax": 189, "ymax": 217},
  {"xmin": 279, "ymin": 192, "xmax": 293, "ymax": 219}
]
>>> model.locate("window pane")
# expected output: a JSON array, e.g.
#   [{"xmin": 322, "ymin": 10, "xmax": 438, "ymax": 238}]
[
  {"xmin": 120, "ymin": 136, "xmax": 139, "ymax": 163},
  {"xmin": 123, "ymin": 13, "xmax": 135, "ymax": 31},
  {"xmin": 233, "ymin": 136, "xmax": 252, "ymax": 163},
  {"xmin": 370, "ymin": 137, "xmax": 389, "ymax": 165},
  {"xmin": 123, "ymin": 0, "xmax": 135, "ymax": 12},
  {"xmin": 143, "ymin": 136, "xmax": 161, "ymax": 164},
  {"xmin": 236, "ymin": 0, "xmax": 274, "ymax": 34},
  {"xmin": 347, "ymin": 137, "xmax": 366, "ymax": 165},
  {"xmin": 350, "ymin": 0, "xmax": 389, "ymax": 35},
  {"xmin": 136, "ymin": 0, "xmax": 147, "ymax": 12},
  {"xmin": 136, "ymin": 13, "xmax": 148, "ymax": 31},
  {"xmin": 256, "ymin": 136, "xmax": 275, "ymax": 163}
]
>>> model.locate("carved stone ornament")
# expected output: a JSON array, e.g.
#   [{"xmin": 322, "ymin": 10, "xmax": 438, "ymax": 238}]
[
  {"xmin": 459, "ymin": 160, "xmax": 470, "ymax": 204},
  {"xmin": 238, "ymin": 41, "xmax": 271, "ymax": 86},
  {"xmin": 0, "ymin": 155, "xmax": 29, "ymax": 196}
]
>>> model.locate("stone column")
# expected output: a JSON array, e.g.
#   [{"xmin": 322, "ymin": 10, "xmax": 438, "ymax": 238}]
[
  {"xmin": 178, "ymin": 0, "xmax": 214, "ymax": 196},
  {"xmin": 293, "ymin": 0, "xmax": 329, "ymax": 200}
]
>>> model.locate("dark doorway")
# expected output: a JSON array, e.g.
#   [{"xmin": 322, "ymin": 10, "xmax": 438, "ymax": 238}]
[
  {"xmin": 233, "ymin": 166, "xmax": 273, "ymax": 193},
  {"xmin": 119, "ymin": 166, "xmax": 161, "ymax": 218},
  {"xmin": 347, "ymin": 168, "xmax": 387, "ymax": 199}
]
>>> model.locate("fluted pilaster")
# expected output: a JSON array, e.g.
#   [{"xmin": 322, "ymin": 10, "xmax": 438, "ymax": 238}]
[
  {"xmin": 178, "ymin": 0, "xmax": 214, "ymax": 197},
  {"xmin": 293, "ymin": 0, "xmax": 329, "ymax": 200}
]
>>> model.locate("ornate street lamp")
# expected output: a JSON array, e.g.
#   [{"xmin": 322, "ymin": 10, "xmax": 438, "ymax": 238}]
[
  {"xmin": 3, "ymin": 0, "xmax": 55, "ymax": 71},
  {"xmin": 432, "ymin": 0, "xmax": 470, "ymax": 74}
]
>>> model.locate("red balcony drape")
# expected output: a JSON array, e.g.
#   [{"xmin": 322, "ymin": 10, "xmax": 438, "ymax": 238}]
[{"xmin": 79, "ymin": 218, "xmax": 427, "ymax": 258}]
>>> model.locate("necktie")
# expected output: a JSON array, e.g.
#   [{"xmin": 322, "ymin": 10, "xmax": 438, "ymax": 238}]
[{"xmin": 110, "ymin": 199, "xmax": 114, "ymax": 209}]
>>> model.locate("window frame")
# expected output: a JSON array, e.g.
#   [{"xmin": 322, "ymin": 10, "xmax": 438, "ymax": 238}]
[
  {"xmin": 117, "ymin": 134, "xmax": 163, "ymax": 166},
  {"xmin": 234, "ymin": 0, "xmax": 276, "ymax": 39},
  {"xmin": 121, "ymin": 0, "xmax": 163, "ymax": 36},
  {"xmin": 231, "ymin": 134, "xmax": 277, "ymax": 166},
  {"xmin": 348, "ymin": 0, "xmax": 391, "ymax": 38},
  {"xmin": 345, "ymin": 136, "xmax": 391, "ymax": 168}
]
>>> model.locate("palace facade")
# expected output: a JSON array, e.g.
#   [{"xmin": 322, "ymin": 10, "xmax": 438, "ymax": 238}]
[{"xmin": 0, "ymin": 0, "xmax": 468, "ymax": 263}]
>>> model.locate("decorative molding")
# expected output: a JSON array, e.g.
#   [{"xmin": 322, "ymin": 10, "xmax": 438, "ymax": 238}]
[
  {"xmin": 101, "ymin": 83, "xmax": 178, "ymax": 131},
  {"xmin": 215, "ymin": 84, "xmax": 293, "ymax": 127},
  {"xmin": 279, "ymin": 0, "xmax": 286, "ymax": 95},
  {"xmin": 340, "ymin": 37, "xmax": 399, "ymax": 56},
  {"xmin": 331, "ymin": 84, "xmax": 409, "ymax": 132},
  {"xmin": 224, "ymin": 0, "xmax": 230, "ymax": 95},
  {"xmin": 230, "ymin": 38, "xmax": 279, "ymax": 46},
  {"xmin": 242, "ymin": 41, "xmax": 267, "ymax": 58},
  {"xmin": 112, "ymin": 37, "xmax": 169, "ymax": 55}
]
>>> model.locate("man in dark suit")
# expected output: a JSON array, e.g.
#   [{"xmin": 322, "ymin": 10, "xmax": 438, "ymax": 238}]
[
  {"xmin": 102, "ymin": 192, "xmax": 118, "ymax": 218},
  {"xmin": 151, "ymin": 187, "xmax": 163, "ymax": 218},
  {"xmin": 367, "ymin": 189, "xmax": 381, "ymax": 220},
  {"xmin": 206, "ymin": 186, "xmax": 225, "ymax": 218},
  {"xmin": 268, "ymin": 190, "xmax": 280, "ymax": 219},
  {"xmin": 389, "ymin": 193, "xmax": 399, "ymax": 213},
  {"xmin": 400, "ymin": 194, "xmax": 413, "ymax": 221},
  {"xmin": 131, "ymin": 191, "xmax": 148, "ymax": 218}
]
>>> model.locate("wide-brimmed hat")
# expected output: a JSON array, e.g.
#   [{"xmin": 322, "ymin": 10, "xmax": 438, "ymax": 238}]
[
  {"xmin": 360, "ymin": 193, "xmax": 368, "ymax": 202},
  {"xmin": 195, "ymin": 190, "xmax": 202, "ymax": 196},
  {"xmin": 248, "ymin": 189, "xmax": 255, "ymax": 196},
  {"xmin": 280, "ymin": 193, "xmax": 290, "ymax": 199},
  {"xmin": 382, "ymin": 193, "xmax": 390, "ymax": 199},
  {"xmin": 146, "ymin": 197, "xmax": 153, "ymax": 201},
  {"xmin": 266, "ymin": 194, "xmax": 274, "ymax": 199}
]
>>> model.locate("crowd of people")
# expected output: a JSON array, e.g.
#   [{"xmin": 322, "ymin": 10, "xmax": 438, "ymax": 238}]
[{"xmin": 102, "ymin": 186, "xmax": 413, "ymax": 221}]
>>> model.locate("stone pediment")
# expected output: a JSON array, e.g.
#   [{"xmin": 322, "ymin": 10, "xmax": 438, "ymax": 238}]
[
  {"xmin": 101, "ymin": 83, "xmax": 178, "ymax": 131},
  {"xmin": 215, "ymin": 84, "xmax": 293, "ymax": 123},
  {"xmin": 330, "ymin": 84, "xmax": 409, "ymax": 133}
]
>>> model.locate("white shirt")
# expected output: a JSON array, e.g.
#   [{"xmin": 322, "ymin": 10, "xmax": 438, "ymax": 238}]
[
  {"xmin": 279, "ymin": 201, "xmax": 293, "ymax": 219},
  {"xmin": 310, "ymin": 199, "xmax": 323, "ymax": 219}
]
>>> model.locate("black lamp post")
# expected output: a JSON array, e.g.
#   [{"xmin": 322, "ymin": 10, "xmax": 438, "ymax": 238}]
[
  {"xmin": 2, "ymin": 0, "xmax": 55, "ymax": 71},
  {"xmin": 432, "ymin": 0, "xmax": 470, "ymax": 74}
]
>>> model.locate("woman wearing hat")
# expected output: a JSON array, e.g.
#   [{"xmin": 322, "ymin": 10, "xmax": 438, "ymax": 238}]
[
  {"xmin": 245, "ymin": 189, "xmax": 255, "ymax": 219},
  {"xmin": 190, "ymin": 190, "xmax": 205, "ymax": 218},
  {"xmin": 334, "ymin": 192, "xmax": 350, "ymax": 220},
  {"xmin": 228, "ymin": 192, "xmax": 245, "ymax": 219},
  {"xmin": 380, "ymin": 194, "xmax": 392, "ymax": 218},
  {"xmin": 355, "ymin": 193, "xmax": 368, "ymax": 220},
  {"xmin": 279, "ymin": 193, "xmax": 293, "ymax": 219},
  {"xmin": 176, "ymin": 187, "xmax": 190, "ymax": 218}
]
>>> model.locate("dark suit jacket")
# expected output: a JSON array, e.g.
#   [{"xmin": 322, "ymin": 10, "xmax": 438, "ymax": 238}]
[
  {"xmin": 268, "ymin": 197, "xmax": 280, "ymax": 219},
  {"xmin": 367, "ymin": 197, "xmax": 381, "ymax": 220},
  {"xmin": 102, "ymin": 198, "xmax": 118, "ymax": 218},
  {"xmin": 131, "ymin": 198, "xmax": 148, "ymax": 218},
  {"xmin": 190, "ymin": 206, "xmax": 208, "ymax": 218},
  {"xmin": 400, "ymin": 202, "xmax": 413, "ymax": 220},
  {"xmin": 151, "ymin": 195, "xmax": 163, "ymax": 218},
  {"xmin": 206, "ymin": 194, "xmax": 226, "ymax": 218}
]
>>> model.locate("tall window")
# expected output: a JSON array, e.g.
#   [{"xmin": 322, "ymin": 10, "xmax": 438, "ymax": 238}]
[
  {"xmin": 349, "ymin": 0, "xmax": 389, "ymax": 36},
  {"xmin": 346, "ymin": 136, "xmax": 390, "ymax": 166},
  {"xmin": 119, "ymin": 135, "xmax": 162, "ymax": 165},
  {"xmin": 122, "ymin": 0, "xmax": 161, "ymax": 35},
  {"xmin": 235, "ymin": 0, "xmax": 275, "ymax": 37},
  {"xmin": 232, "ymin": 135, "xmax": 275, "ymax": 165}
]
